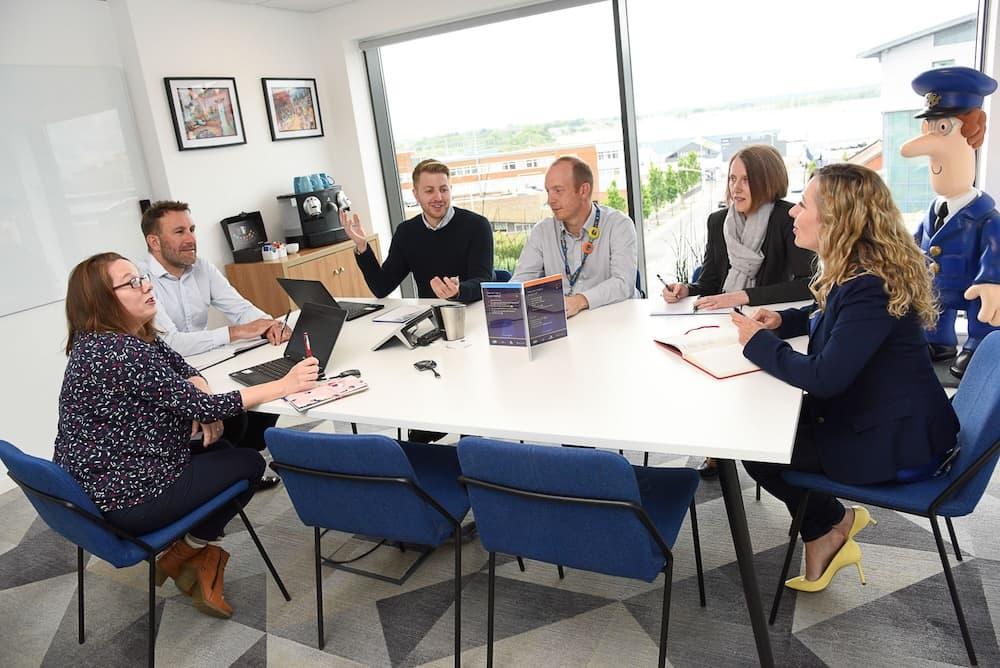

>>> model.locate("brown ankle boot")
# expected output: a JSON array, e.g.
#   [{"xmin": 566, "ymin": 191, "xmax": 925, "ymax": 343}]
[
  {"xmin": 189, "ymin": 545, "xmax": 233, "ymax": 618},
  {"xmin": 154, "ymin": 540, "xmax": 202, "ymax": 589}
]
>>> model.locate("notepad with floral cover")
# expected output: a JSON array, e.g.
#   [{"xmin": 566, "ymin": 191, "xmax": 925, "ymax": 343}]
[{"xmin": 283, "ymin": 376, "xmax": 369, "ymax": 412}]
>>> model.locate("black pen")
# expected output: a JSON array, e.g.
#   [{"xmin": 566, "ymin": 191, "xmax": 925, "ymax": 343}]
[
  {"xmin": 733, "ymin": 306, "xmax": 744, "ymax": 316},
  {"xmin": 280, "ymin": 309, "xmax": 291, "ymax": 336},
  {"xmin": 655, "ymin": 273, "xmax": 669, "ymax": 288}
]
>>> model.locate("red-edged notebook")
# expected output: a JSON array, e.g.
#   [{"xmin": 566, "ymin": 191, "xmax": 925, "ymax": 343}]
[
  {"xmin": 283, "ymin": 376, "xmax": 368, "ymax": 412},
  {"xmin": 654, "ymin": 326, "xmax": 760, "ymax": 379}
]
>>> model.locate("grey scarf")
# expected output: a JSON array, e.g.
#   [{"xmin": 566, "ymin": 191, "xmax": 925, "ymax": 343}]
[{"xmin": 722, "ymin": 201, "xmax": 774, "ymax": 293}]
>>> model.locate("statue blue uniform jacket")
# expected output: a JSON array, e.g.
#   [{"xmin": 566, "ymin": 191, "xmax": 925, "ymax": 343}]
[
  {"xmin": 743, "ymin": 275, "xmax": 958, "ymax": 485},
  {"xmin": 915, "ymin": 191, "xmax": 1000, "ymax": 350}
]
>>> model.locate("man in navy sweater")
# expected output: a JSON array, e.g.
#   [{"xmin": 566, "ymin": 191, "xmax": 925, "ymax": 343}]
[
  {"xmin": 340, "ymin": 159, "xmax": 493, "ymax": 303},
  {"xmin": 341, "ymin": 159, "xmax": 493, "ymax": 444}
]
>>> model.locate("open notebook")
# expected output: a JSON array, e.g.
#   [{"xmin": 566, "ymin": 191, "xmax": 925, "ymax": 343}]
[{"xmin": 654, "ymin": 325, "xmax": 759, "ymax": 379}]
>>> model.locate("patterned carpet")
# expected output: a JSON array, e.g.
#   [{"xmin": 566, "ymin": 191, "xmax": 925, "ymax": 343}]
[{"xmin": 1, "ymin": 417, "xmax": 998, "ymax": 667}]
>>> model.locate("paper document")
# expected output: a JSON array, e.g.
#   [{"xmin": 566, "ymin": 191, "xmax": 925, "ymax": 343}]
[
  {"xmin": 373, "ymin": 305, "xmax": 431, "ymax": 323},
  {"xmin": 184, "ymin": 339, "xmax": 269, "ymax": 371},
  {"xmin": 654, "ymin": 325, "xmax": 759, "ymax": 379},
  {"xmin": 650, "ymin": 297, "xmax": 731, "ymax": 316}
]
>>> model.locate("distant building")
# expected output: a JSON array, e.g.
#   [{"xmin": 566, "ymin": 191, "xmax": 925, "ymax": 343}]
[
  {"xmin": 859, "ymin": 14, "xmax": 976, "ymax": 212},
  {"xmin": 720, "ymin": 133, "xmax": 786, "ymax": 161},
  {"xmin": 846, "ymin": 140, "xmax": 883, "ymax": 171}
]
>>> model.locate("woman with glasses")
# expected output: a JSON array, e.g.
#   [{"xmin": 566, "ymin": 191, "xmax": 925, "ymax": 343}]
[
  {"xmin": 661, "ymin": 144, "xmax": 815, "ymax": 478},
  {"xmin": 731, "ymin": 164, "xmax": 958, "ymax": 592},
  {"xmin": 53, "ymin": 252, "xmax": 318, "ymax": 619}
]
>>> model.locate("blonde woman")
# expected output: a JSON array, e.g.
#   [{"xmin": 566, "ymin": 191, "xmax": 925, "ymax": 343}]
[{"xmin": 731, "ymin": 164, "xmax": 959, "ymax": 591}]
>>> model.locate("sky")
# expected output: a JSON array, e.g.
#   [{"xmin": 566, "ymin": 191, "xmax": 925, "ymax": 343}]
[{"xmin": 379, "ymin": 0, "xmax": 978, "ymax": 142}]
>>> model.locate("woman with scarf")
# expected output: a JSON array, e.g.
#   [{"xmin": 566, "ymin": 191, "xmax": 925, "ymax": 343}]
[{"xmin": 662, "ymin": 144, "xmax": 815, "ymax": 478}]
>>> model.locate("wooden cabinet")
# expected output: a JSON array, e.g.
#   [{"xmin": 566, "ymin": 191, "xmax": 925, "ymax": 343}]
[{"xmin": 225, "ymin": 235, "xmax": 380, "ymax": 317}]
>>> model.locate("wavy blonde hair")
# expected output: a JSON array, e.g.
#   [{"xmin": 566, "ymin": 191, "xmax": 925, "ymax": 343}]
[{"xmin": 811, "ymin": 163, "xmax": 938, "ymax": 328}]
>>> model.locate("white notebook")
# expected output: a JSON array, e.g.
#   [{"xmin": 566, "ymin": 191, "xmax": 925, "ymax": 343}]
[
  {"xmin": 654, "ymin": 325, "xmax": 759, "ymax": 379},
  {"xmin": 650, "ymin": 296, "xmax": 731, "ymax": 316}
]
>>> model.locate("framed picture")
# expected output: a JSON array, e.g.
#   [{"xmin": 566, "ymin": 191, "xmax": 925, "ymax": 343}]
[
  {"xmin": 163, "ymin": 77, "xmax": 246, "ymax": 151},
  {"xmin": 261, "ymin": 77, "xmax": 324, "ymax": 141}
]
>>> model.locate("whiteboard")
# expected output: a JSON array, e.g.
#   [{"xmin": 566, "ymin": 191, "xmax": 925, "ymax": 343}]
[{"xmin": 0, "ymin": 64, "xmax": 150, "ymax": 317}]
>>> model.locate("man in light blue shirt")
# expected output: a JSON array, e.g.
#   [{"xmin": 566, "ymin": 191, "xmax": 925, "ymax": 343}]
[
  {"xmin": 513, "ymin": 156, "xmax": 638, "ymax": 317},
  {"xmin": 141, "ymin": 202, "xmax": 288, "ymax": 357},
  {"xmin": 140, "ymin": 200, "xmax": 288, "ymax": 489}
]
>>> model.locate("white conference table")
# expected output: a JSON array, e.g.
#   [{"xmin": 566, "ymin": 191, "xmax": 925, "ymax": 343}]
[{"xmin": 201, "ymin": 297, "xmax": 808, "ymax": 667}]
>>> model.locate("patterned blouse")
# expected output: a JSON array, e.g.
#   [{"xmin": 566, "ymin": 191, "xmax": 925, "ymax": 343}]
[{"xmin": 54, "ymin": 331, "xmax": 244, "ymax": 513}]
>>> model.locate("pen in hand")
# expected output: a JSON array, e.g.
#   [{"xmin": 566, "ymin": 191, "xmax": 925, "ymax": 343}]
[
  {"xmin": 656, "ymin": 273, "xmax": 669, "ymax": 288},
  {"xmin": 303, "ymin": 331, "xmax": 312, "ymax": 359},
  {"xmin": 280, "ymin": 309, "xmax": 291, "ymax": 337}
]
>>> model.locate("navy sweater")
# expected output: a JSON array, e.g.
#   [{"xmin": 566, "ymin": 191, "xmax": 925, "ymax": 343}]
[{"xmin": 355, "ymin": 207, "xmax": 494, "ymax": 303}]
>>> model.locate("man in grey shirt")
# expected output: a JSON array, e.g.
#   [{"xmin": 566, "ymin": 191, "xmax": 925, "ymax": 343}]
[{"xmin": 513, "ymin": 156, "xmax": 638, "ymax": 316}]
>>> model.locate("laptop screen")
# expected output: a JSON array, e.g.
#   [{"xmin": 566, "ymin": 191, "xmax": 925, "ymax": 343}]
[
  {"xmin": 286, "ymin": 302, "xmax": 347, "ymax": 366},
  {"xmin": 276, "ymin": 277, "xmax": 340, "ymax": 310}
]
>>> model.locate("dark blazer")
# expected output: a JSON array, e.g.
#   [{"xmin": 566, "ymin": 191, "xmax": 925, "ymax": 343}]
[
  {"xmin": 688, "ymin": 200, "xmax": 815, "ymax": 305},
  {"xmin": 743, "ymin": 274, "xmax": 959, "ymax": 485}
]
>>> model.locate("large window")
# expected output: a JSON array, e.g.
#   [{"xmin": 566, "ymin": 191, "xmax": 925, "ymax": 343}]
[
  {"xmin": 629, "ymin": 1, "xmax": 980, "ymax": 282},
  {"xmin": 375, "ymin": 2, "xmax": 623, "ymax": 275},
  {"xmin": 367, "ymin": 0, "xmax": 982, "ymax": 291}
]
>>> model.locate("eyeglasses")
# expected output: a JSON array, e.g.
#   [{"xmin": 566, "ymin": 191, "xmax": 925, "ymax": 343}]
[{"xmin": 112, "ymin": 273, "xmax": 151, "ymax": 291}]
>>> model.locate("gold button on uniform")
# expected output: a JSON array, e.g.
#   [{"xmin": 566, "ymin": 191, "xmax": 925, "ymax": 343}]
[
  {"xmin": 929, "ymin": 245, "xmax": 942, "ymax": 257},
  {"xmin": 931, "ymin": 262, "xmax": 940, "ymax": 275}
]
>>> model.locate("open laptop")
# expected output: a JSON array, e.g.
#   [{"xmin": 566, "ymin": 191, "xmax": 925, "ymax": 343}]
[
  {"xmin": 276, "ymin": 277, "xmax": 384, "ymax": 321},
  {"xmin": 229, "ymin": 302, "xmax": 347, "ymax": 386}
]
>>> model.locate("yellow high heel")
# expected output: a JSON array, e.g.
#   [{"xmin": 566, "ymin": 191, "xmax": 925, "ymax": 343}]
[
  {"xmin": 785, "ymin": 538, "xmax": 866, "ymax": 592},
  {"xmin": 846, "ymin": 505, "xmax": 877, "ymax": 540}
]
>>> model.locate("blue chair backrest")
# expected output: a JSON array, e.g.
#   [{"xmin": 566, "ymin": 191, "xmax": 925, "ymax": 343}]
[
  {"xmin": 265, "ymin": 429, "xmax": 451, "ymax": 545},
  {"xmin": 0, "ymin": 441, "xmax": 131, "ymax": 561},
  {"xmin": 690, "ymin": 264, "xmax": 703, "ymax": 283},
  {"xmin": 494, "ymin": 269, "xmax": 512, "ymax": 282},
  {"xmin": 635, "ymin": 270, "xmax": 645, "ymax": 298},
  {"xmin": 944, "ymin": 331, "xmax": 1000, "ymax": 513},
  {"xmin": 458, "ymin": 437, "xmax": 665, "ymax": 582}
]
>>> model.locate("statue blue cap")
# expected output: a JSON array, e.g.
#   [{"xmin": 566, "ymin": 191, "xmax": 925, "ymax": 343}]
[{"xmin": 912, "ymin": 66, "xmax": 998, "ymax": 118}]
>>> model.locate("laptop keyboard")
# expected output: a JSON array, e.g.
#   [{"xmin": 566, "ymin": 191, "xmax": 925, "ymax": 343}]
[{"xmin": 248, "ymin": 357, "xmax": 295, "ymax": 379}]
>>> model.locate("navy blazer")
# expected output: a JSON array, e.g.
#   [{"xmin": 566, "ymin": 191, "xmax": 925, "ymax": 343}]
[{"xmin": 743, "ymin": 274, "xmax": 959, "ymax": 485}]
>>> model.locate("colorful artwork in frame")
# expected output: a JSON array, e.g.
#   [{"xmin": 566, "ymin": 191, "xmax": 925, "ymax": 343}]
[
  {"xmin": 163, "ymin": 77, "xmax": 246, "ymax": 151},
  {"xmin": 261, "ymin": 77, "xmax": 324, "ymax": 141}
]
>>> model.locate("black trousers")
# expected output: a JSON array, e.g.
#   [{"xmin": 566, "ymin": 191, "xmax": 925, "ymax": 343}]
[
  {"xmin": 223, "ymin": 411, "xmax": 279, "ymax": 452},
  {"xmin": 105, "ymin": 441, "xmax": 265, "ymax": 542},
  {"xmin": 742, "ymin": 421, "xmax": 846, "ymax": 542}
]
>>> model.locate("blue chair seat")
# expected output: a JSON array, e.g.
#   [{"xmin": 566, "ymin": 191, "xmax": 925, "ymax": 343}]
[
  {"xmin": 635, "ymin": 466, "xmax": 701, "ymax": 548},
  {"xmin": 782, "ymin": 471, "xmax": 968, "ymax": 518},
  {"xmin": 109, "ymin": 481, "xmax": 248, "ymax": 568}
]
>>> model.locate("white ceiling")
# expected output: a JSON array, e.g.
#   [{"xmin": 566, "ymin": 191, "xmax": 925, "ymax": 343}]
[{"xmin": 215, "ymin": 0, "xmax": 355, "ymax": 13}]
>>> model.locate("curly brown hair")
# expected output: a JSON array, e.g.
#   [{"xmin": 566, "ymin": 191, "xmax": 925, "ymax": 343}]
[{"xmin": 810, "ymin": 163, "xmax": 939, "ymax": 328}]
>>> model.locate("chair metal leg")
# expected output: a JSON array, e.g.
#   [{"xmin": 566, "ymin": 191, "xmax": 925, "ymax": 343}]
[
  {"xmin": 643, "ymin": 452, "xmax": 649, "ymax": 467},
  {"xmin": 931, "ymin": 514, "xmax": 977, "ymax": 665},
  {"xmin": 453, "ymin": 526, "xmax": 462, "ymax": 668},
  {"xmin": 397, "ymin": 428, "xmax": 402, "ymax": 440},
  {"xmin": 945, "ymin": 517, "xmax": 963, "ymax": 562},
  {"xmin": 351, "ymin": 422, "xmax": 358, "ymax": 435},
  {"xmin": 658, "ymin": 557, "xmax": 673, "ymax": 668},
  {"xmin": 236, "ymin": 506, "xmax": 291, "ymax": 601},
  {"xmin": 756, "ymin": 482, "xmax": 761, "ymax": 502},
  {"xmin": 516, "ymin": 556, "xmax": 525, "ymax": 572},
  {"xmin": 557, "ymin": 564, "xmax": 565, "ymax": 579},
  {"xmin": 147, "ymin": 557, "xmax": 156, "ymax": 668},
  {"xmin": 487, "ymin": 552, "xmax": 496, "ymax": 668},
  {"xmin": 77, "ymin": 546, "xmax": 85, "ymax": 644},
  {"xmin": 689, "ymin": 501, "xmax": 706, "ymax": 607},
  {"xmin": 769, "ymin": 490, "xmax": 809, "ymax": 625},
  {"xmin": 315, "ymin": 527, "xmax": 325, "ymax": 649}
]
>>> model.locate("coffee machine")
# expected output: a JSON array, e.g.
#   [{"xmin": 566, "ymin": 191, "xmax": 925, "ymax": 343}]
[{"xmin": 277, "ymin": 185, "xmax": 349, "ymax": 248}]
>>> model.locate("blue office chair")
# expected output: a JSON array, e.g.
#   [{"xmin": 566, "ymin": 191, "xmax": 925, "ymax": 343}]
[
  {"xmin": 0, "ymin": 441, "xmax": 289, "ymax": 668},
  {"xmin": 457, "ymin": 437, "xmax": 704, "ymax": 668},
  {"xmin": 636, "ymin": 270, "xmax": 646, "ymax": 299},
  {"xmin": 264, "ymin": 429, "xmax": 469, "ymax": 662},
  {"xmin": 690, "ymin": 264, "xmax": 703, "ymax": 284},
  {"xmin": 768, "ymin": 331, "xmax": 1000, "ymax": 665},
  {"xmin": 494, "ymin": 269, "xmax": 512, "ymax": 282}
]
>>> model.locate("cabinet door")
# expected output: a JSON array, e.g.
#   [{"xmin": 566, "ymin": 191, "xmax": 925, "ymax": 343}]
[
  {"xmin": 286, "ymin": 252, "xmax": 346, "ymax": 297},
  {"xmin": 333, "ymin": 246, "xmax": 376, "ymax": 298}
]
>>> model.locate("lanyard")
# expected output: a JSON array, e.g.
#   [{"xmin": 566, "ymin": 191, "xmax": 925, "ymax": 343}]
[{"xmin": 559, "ymin": 204, "xmax": 601, "ymax": 294}]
